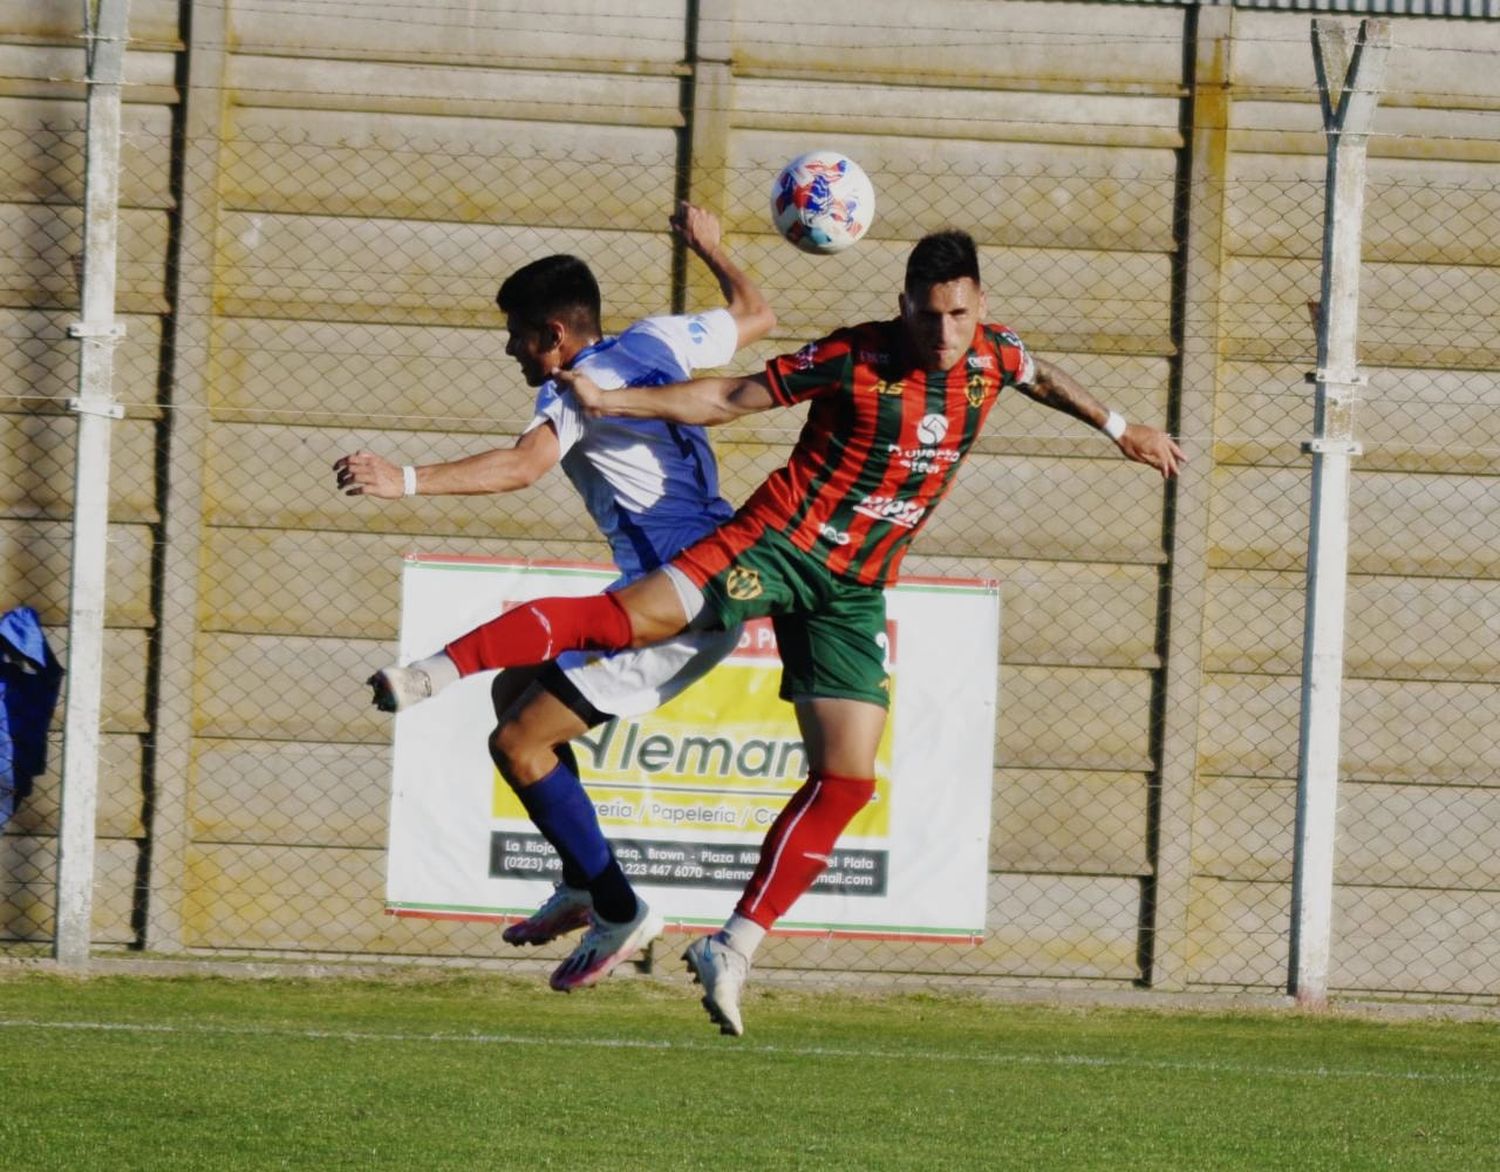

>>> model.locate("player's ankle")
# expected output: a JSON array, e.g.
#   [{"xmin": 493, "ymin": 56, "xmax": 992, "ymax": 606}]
[
  {"xmin": 411, "ymin": 650, "xmax": 460, "ymax": 691},
  {"xmin": 718, "ymin": 913, "xmax": 766, "ymax": 962}
]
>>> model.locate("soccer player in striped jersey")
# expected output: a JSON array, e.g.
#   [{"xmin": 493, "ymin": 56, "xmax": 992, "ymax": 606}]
[
  {"xmin": 382, "ymin": 228, "xmax": 1184, "ymax": 1033},
  {"xmin": 336, "ymin": 203, "xmax": 774, "ymax": 993}
]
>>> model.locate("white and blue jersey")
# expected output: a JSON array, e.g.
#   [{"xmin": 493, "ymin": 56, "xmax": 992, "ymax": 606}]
[{"xmin": 526, "ymin": 308, "xmax": 738, "ymax": 581}]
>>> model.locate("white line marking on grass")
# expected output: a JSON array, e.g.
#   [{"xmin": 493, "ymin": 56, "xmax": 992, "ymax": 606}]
[{"xmin": 3, "ymin": 1017, "xmax": 1497, "ymax": 1087}]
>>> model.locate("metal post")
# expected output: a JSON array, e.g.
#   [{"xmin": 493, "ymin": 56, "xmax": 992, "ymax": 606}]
[
  {"xmin": 1289, "ymin": 18, "xmax": 1388, "ymax": 1008},
  {"xmin": 55, "ymin": 0, "xmax": 131, "ymax": 968}
]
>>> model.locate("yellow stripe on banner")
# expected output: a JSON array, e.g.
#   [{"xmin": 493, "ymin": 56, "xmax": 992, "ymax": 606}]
[{"xmin": 492, "ymin": 661, "xmax": 894, "ymax": 838}]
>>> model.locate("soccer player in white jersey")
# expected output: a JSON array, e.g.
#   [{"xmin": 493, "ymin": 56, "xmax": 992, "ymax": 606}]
[{"xmin": 334, "ymin": 203, "xmax": 774, "ymax": 991}]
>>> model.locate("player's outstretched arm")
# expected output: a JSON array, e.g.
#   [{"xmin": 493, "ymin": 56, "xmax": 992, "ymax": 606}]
[
  {"xmin": 1018, "ymin": 356, "xmax": 1186, "ymax": 479},
  {"xmin": 553, "ymin": 367, "xmax": 775, "ymax": 427},
  {"xmin": 333, "ymin": 425, "xmax": 561, "ymax": 499},
  {"xmin": 672, "ymin": 201, "xmax": 776, "ymax": 349}
]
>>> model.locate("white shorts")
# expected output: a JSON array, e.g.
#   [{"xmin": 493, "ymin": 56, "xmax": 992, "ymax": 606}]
[{"xmin": 551, "ymin": 624, "xmax": 742, "ymax": 719}]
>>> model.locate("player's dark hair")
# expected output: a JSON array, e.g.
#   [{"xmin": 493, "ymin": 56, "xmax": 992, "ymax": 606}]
[
  {"xmin": 904, "ymin": 230, "xmax": 981, "ymax": 295},
  {"xmin": 497, "ymin": 254, "xmax": 602, "ymax": 339}
]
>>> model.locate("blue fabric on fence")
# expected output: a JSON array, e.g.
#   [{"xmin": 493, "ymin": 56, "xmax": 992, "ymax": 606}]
[{"xmin": 0, "ymin": 606, "xmax": 64, "ymax": 827}]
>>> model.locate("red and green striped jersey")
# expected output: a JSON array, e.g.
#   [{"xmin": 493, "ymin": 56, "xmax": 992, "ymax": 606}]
[{"xmin": 748, "ymin": 318, "xmax": 1036, "ymax": 586}]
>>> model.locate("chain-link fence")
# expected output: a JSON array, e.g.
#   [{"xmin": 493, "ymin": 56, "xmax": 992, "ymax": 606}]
[{"xmin": 3, "ymin": 1, "xmax": 1499, "ymax": 1003}]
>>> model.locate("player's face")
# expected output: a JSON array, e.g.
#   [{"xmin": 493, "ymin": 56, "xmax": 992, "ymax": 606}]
[
  {"xmin": 504, "ymin": 316, "xmax": 563, "ymax": 386},
  {"xmin": 899, "ymin": 277, "xmax": 986, "ymax": 372}
]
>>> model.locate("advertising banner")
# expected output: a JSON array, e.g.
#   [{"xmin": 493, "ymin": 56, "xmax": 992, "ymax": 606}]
[{"xmin": 385, "ymin": 556, "xmax": 998, "ymax": 941}]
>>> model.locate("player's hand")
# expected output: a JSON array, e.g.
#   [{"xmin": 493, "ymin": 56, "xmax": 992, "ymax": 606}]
[
  {"xmin": 1118, "ymin": 425, "xmax": 1186, "ymax": 479},
  {"xmin": 670, "ymin": 200, "xmax": 722, "ymax": 257},
  {"xmin": 334, "ymin": 450, "xmax": 404, "ymax": 498},
  {"xmin": 550, "ymin": 367, "xmax": 609, "ymax": 417}
]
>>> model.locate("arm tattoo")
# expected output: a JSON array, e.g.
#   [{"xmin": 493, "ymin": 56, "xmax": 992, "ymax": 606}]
[{"xmin": 1019, "ymin": 358, "xmax": 1107, "ymax": 429}]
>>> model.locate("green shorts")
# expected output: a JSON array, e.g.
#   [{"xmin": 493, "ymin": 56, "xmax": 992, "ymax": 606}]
[{"xmin": 672, "ymin": 520, "xmax": 890, "ymax": 708}]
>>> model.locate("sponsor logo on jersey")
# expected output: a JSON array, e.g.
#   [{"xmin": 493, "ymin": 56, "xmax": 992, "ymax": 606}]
[
  {"xmin": 818, "ymin": 521, "xmax": 851, "ymax": 546},
  {"xmin": 966, "ymin": 353, "xmax": 996, "ymax": 370},
  {"xmin": 871, "ymin": 378, "xmax": 903, "ymax": 397},
  {"xmin": 885, "ymin": 441, "xmax": 960, "ymax": 473},
  {"xmin": 859, "ymin": 349, "xmax": 891, "ymax": 365},
  {"xmin": 916, "ymin": 413, "xmax": 949, "ymax": 446},
  {"xmin": 725, "ymin": 566, "xmax": 763, "ymax": 601},
  {"xmin": 852, "ymin": 495, "xmax": 927, "ymax": 529},
  {"xmin": 791, "ymin": 343, "xmax": 820, "ymax": 371}
]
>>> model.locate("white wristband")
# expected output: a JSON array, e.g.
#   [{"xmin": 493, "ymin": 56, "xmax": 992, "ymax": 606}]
[
  {"xmin": 401, "ymin": 465, "xmax": 418, "ymax": 497},
  {"xmin": 1102, "ymin": 410, "xmax": 1127, "ymax": 442}
]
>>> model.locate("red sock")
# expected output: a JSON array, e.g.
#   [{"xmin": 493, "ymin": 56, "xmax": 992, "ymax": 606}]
[
  {"xmin": 445, "ymin": 593, "xmax": 634, "ymax": 676},
  {"xmin": 736, "ymin": 770, "xmax": 876, "ymax": 929}
]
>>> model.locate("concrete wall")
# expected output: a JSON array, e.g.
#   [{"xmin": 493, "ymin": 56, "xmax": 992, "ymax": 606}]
[{"xmin": 3, "ymin": 0, "xmax": 1498, "ymax": 997}]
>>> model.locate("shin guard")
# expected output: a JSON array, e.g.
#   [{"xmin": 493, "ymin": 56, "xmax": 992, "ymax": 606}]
[
  {"xmin": 736, "ymin": 770, "xmax": 876, "ymax": 929},
  {"xmin": 445, "ymin": 592, "xmax": 633, "ymax": 676}
]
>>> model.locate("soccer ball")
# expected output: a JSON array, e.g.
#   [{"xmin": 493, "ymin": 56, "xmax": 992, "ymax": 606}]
[{"xmin": 770, "ymin": 150, "xmax": 875, "ymax": 254}]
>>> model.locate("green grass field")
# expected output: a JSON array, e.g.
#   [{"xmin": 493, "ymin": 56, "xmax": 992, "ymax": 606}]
[{"xmin": 1, "ymin": 968, "xmax": 1496, "ymax": 1170}]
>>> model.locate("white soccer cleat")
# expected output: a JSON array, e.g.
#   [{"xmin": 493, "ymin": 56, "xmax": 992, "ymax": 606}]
[
  {"xmin": 548, "ymin": 899, "xmax": 665, "ymax": 992},
  {"xmin": 683, "ymin": 934, "xmax": 750, "ymax": 1037},
  {"xmin": 367, "ymin": 665, "xmax": 434, "ymax": 713},
  {"xmin": 502, "ymin": 883, "xmax": 593, "ymax": 947},
  {"xmin": 368, "ymin": 653, "xmax": 460, "ymax": 713}
]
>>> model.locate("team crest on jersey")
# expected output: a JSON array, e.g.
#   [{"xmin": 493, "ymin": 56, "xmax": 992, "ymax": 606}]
[
  {"xmin": 966, "ymin": 372, "xmax": 989, "ymax": 409},
  {"xmin": 725, "ymin": 566, "xmax": 763, "ymax": 601}
]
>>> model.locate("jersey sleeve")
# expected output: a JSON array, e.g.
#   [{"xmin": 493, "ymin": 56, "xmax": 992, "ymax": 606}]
[
  {"xmin": 524, "ymin": 380, "xmax": 584, "ymax": 457},
  {"xmin": 632, "ymin": 307, "xmax": 739, "ymax": 373},
  {"xmin": 763, "ymin": 327, "xmax": 857, "ymax": 406},
  {"xmin": 990, "ymin": 325, "xmax": 1037, "ymax": 388}
]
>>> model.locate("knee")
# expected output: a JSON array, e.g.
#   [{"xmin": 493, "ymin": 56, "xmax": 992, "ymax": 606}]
[
  {"xmin": 811, "ymin": 770, "xmax": 876, "ymax": 818},
  {"xmin": 488, "ymin": 721, "xmax": 552, "ymax": 788},
  {"xmin": 488, "ymin": 722, "xmax": 521, "ymax": 786}
]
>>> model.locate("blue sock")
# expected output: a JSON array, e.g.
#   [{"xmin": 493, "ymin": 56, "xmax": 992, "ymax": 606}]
[
  {"xmin": 517, "ymin": 758, "xmax": 612, "ymax": 884},
  {"xmin": 552, "ymin": 746, "xmax": 589, "ymax": 889}
]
